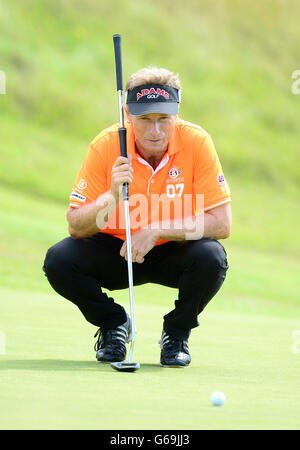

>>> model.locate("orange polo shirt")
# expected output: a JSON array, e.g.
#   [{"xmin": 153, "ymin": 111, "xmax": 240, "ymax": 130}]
[{"xmin": 69, "ymin": 118, "xmax": 231, "ymax": 245}]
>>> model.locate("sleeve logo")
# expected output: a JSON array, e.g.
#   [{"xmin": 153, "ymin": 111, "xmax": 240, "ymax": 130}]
[
  {"xmin": 77, "ymin": 178, "xmax": 87, "ymax": 190},
  {"xmin": 218, "ymin": 174, "xmax": 226, "ymax": 190},
  {"xmin": 70, "ymin": 192, "xmax": 86, "ymax": 202}
]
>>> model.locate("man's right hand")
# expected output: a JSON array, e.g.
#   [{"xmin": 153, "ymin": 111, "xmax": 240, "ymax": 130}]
[{"xmin": 110, "ymin": 156, "xmax": 133, "ymax": 202}]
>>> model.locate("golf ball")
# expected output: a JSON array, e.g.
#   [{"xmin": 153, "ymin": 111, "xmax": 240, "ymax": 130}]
[{"xmin": 210, "ymin": 391, "xmax": 226, "ymax": 406}]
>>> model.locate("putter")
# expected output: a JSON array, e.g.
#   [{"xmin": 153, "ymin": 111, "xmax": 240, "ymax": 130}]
[{"xmin": 111, "ymin": 34, "xmax": 140, "ymax": 373}]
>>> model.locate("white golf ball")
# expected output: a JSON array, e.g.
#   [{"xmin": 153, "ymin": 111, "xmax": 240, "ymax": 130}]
[{"xmin": 210, "ymin": 391, "xmax": 226, "ymax": 406}]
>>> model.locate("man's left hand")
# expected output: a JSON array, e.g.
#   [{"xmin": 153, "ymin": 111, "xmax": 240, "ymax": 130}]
[{"xmin": 120, "ymin": 228, "xmax": 159, "ymax": 264}]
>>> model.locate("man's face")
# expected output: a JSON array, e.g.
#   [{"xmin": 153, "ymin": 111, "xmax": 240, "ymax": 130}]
[{"xmin": 127, "ymin": 112, "xmax": 177, "ymax": 155}]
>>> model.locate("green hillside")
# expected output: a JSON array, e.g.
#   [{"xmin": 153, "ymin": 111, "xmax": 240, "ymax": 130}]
[
  {"xmin": 1, "ymin": 0, "xmax": 299, "ymax": 257},
  {"xmin": 1, "ymin": 1, "xmax": 300, "ymax": 431}
]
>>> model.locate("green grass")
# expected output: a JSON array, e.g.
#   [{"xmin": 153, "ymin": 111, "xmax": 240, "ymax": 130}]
[
  {"xmin": 1, "ymin": 0, "xmax": 300, "ymax": 430},
  {"xmin": 1, "ymin": 0, "xmax": 300, "ymax": 255},
  {"xmin": 0, "ymin": 186, "xmax": 300, "ymax": 429},
  {"xmin": 1, "ymin": 184, "xmax": 300, "ymax": 310},
  {"xmin": 1, "ymin": 186, "xmax": 300, "ymax": 429},
  {"xmin": 1, "ymin": 286, "xmax": 300, "ymax": 430}
]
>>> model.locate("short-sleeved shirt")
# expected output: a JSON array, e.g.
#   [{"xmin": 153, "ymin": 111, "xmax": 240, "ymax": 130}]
[{"xmin": 69, "ymin": 118, "xmax": 231, "ymax": 245}]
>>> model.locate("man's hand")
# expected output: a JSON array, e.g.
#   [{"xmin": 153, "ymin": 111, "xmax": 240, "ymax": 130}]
[
  {"xmin": 120, "ymin": 228, "xmax": 159, "ymax": 264},
  {"xmin": 110, "ymin": 156, "xmax": 133, "ymax": 202}
]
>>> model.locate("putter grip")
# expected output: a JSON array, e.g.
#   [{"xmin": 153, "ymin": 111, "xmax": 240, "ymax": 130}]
[
  {"xmin": 113, "ymin": 34, "xmax": 123, "ymax": 91},
  {"xmin": 118, "ymin": 127, "xmax": 127, "ymax": 157},
  {"xmin": 118, "ymin": 127, "xmax": 129, "ymax": 201}
]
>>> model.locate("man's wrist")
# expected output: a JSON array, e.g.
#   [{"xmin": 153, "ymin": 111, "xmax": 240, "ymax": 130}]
[
  {"xmin": 109, "ymin": 189, "xmax": 120, "ymax": 204},
  {"xmin": 157, "ymin": 227, "xmax": 185, "ymax": 241},
  {"xmin": 141, "ymin": 225, "xmax": 161, "ymax": 241},
  {"xmin": 148, "ymin": 222, "xmax": 179, "ymax": 241},
  {"xmin": 152, "ymin": 219, "xmax": 196, "ymax": 241}
]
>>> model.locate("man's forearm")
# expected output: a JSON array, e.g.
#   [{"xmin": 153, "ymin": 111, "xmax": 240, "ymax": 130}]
[
  {"xmin": 156, "ymin": 211, "xmax": 230, "ymax": 241},
  {"xmin": 67, "ymin": 191, "xmax": 117, "ymax": 239}
]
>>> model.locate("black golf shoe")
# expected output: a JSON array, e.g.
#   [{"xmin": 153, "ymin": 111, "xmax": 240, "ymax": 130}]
[
  {"xmin": 159, "ymin": 330, "xmax": 191, "ymax": 368},
  {"xmin": 94, "ymin": 316, "xmax": 131, "ymax": 363}
]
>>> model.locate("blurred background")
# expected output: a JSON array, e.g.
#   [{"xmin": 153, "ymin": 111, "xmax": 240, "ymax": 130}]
[
  {"xmin": 0, "ymin": 0, "xmax": 299, "ymax": 305},
  {"xmin": 1, "ymin": 0, "xmax": 300, "ymax": 430}
]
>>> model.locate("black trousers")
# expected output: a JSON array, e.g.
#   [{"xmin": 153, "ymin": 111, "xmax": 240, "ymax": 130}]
[{"xmin": 42, "ymin": 232, "xmax": 229, "ymax": 339}]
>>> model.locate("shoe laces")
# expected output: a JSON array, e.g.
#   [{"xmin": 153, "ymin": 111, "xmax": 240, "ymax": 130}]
[
  {"xmin": 94, "ymin": 325, "xmax": 127, "ymax": 352},
  {"xmin": 161, "ymin": 332, "xmax": 189, "ymax": 356}
]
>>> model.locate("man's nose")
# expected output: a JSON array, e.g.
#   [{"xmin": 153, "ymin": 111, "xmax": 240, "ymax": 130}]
[{"xmin": 149, "ymin": 120, "xmax": 160, "ymax": 135}]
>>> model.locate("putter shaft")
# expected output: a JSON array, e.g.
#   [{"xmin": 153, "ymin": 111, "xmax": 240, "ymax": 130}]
[
  {"xmin": 113, "ymin": 34, "xmax": 139, "ymax": 370},
  {"xmin": 123, "ymin": 198, "xmax": 136, "ymax": 363}
]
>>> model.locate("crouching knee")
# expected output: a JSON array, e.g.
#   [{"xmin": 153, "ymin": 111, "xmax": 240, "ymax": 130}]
[
  {"xmin": 42, "ymin": 240, "xmax": 72, "ymax": 280},
  {"xmin": 187, "ymin": 239, "xmax": 229, "ymax": 272}
]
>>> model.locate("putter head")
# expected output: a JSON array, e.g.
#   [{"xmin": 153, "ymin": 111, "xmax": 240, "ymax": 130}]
[{"xmin": 111, "ymin": 361, "xmax": 140, "ymax": 372}]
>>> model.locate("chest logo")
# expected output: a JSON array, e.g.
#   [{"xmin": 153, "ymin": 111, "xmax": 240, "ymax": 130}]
[{"xmin": 168, "ymin": 167, "xmax": 182, "ymax": 178}]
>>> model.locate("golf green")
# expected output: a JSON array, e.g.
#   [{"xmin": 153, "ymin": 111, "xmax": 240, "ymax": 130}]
[{"xmin": 1, "ymin": 285, "xmax": 299, "ymax": 430}]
